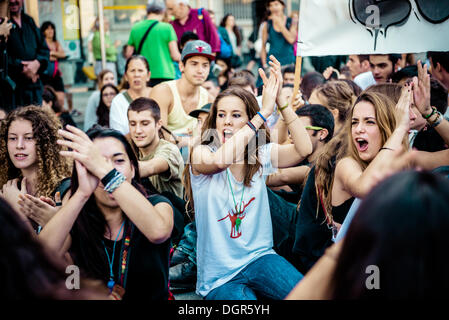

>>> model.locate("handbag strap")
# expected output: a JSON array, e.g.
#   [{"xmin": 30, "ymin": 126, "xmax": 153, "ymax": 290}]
[{"xmin": 136, "ymin": 21, "xmax": 159, "ymax": 55}]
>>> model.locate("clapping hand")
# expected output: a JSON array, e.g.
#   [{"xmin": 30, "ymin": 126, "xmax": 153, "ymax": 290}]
[
  {"xmin": 0, "ymin": 18, "xmax": 12, "ymax": 38},
  {"xmin": 259, "ymin": 61, "xmax": 281, "ymax": 116},
  {"xmin": 18, "ymin": 194, "xmax": 58, "ymax": 227},
  {"xmin": 0, "ymin": 178, "xmax": 28, "ymax": 220},
  {"xmin": 396, "ymin": 83, "xmax": 413, "ymax": 131},
  {"xmin": 412, "ymin": 60, "xmax": 431, "ymax": 117},
  {"xmin": 57, "ymin": 125, "xmax": 113, "ymax": 180},
  {"xmin": 259, "ymin": 55, "xmax": 284, "ymax": 107}
]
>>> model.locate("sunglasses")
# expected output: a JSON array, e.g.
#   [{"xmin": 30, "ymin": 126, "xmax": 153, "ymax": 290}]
[{"xmin": 304, "ymin": 125, "xmax": 324, "ymax": 131}]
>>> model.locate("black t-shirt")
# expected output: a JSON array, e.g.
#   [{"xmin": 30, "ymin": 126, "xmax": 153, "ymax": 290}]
[{"xmin": 70, "ymin": 194, "xmax": 172, "ymax": 301}]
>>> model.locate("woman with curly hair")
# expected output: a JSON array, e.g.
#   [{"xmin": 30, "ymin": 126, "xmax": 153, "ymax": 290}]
[{"xmin": 0, "ymin": 106, "xmax": 71, "ymax": 231}]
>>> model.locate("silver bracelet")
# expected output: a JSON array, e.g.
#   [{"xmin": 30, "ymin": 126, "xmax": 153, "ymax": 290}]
[{"xmin": 104, "ymin": 172, "xmax": 126, "ymax": 193}]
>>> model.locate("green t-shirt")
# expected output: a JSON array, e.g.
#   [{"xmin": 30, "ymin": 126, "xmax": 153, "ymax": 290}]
[
  {"xmin": 92, "ymin": 31, "xmax": 117, "ymax": 62},
  {"xmin": 128, "ymin": 19, "xmax": 177, "ymax": 79},
  {"xmin": 139, "ymin": 139, "xmax": 184, "ymax": 199}
]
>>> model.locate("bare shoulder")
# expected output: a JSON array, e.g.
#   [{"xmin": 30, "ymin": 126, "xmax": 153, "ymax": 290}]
[
  {"xmin": 150, "ymin": 83, "xmax": 172, "ymax": 101},
  {"xmin": 150, "ymin": 83, "xmax": 173, "ymax": 110},
  {"xmin": 335, "ymin": 157, "xmax": 362, "ymax": 179},
  {"xmin": 207, "ymin": 92, "xmax": 215, "ymax": 103}
]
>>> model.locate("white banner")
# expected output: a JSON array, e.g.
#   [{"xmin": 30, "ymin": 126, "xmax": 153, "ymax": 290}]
[{"xmin": 298, "ymin": 0, "xmax": 449, "ymax": 56}]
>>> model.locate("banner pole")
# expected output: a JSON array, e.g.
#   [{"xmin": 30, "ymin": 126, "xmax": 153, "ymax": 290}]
[{"xmin": 291, "ymin": 55, "xmax": 303, "ymax": 109}]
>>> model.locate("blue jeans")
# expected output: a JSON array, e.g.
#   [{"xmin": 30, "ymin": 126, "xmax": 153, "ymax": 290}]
[
  {"xmin": 205, "ymin": 254, "xmax": 303, "ymax": 300},
  {"xmin": 176, "ymin": 221, "xmax": 197, "ymax": 264}
]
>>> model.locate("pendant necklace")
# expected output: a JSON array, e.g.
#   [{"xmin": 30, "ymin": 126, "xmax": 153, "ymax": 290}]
[
  {"xmin": 226, "ymin": 168, "xmax": 245, "ymax": 230},
  {"xmin": 102, "ymin": 220, "xmax": 126, "ymax": 292}
]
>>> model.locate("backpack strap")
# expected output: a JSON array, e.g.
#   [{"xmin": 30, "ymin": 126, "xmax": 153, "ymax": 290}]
[
  {"xmin": 123, "ymin": 91, "xmax": 134, "ymax": 104},
  {"xmin": 53, "ymin": 177, "xmax": 72, "ymax": 200},
  {"xmin": 136, "ymin": 20, "xmax": 159, "ymax": 55}
]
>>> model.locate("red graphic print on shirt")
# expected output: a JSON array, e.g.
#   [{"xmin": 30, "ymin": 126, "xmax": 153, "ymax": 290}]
[{"xmin": 218, "ymin": 197, "xmax": 256, "ymax": 239}]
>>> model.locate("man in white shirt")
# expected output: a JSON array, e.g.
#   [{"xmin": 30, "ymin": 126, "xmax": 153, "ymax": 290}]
[{"xmin": 354, "ymin": 54, "xmax": 402, "ymax": 90}]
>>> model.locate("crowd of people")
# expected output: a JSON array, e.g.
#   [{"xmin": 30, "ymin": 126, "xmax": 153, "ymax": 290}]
[{"xmin": 1, "ymin": 0, "xmax": 449, "ymax": 301}]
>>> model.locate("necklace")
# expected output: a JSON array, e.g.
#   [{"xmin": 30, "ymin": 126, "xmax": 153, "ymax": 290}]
[
  {"xmin": 226, "ymin": 168, "xmax": 245, "ymax": 214},
  {"xmin": 102, "ymin": 221, "xmax": 125, "ymax": 292}
]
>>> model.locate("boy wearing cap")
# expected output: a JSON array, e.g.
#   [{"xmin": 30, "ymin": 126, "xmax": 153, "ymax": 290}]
[
  {"xmin": 189, "ymin": 102, "xmax": 211, "ymax": 131},
  {"xmin": 150, "ymin": 40, "xmax": 215, "ymax": 147}
]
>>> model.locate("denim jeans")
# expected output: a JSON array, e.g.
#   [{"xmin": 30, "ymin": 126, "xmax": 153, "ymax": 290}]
[
  {"xmin": 205, "ymin": 253, "xmax": 303, "ymax": 300},
  {"xmin": 176, "ymin": 221, "xmax": 197, "ymax": 265}
]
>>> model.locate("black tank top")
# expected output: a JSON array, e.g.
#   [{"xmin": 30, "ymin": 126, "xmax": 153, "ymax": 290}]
[{"xmin": 332, "ymin": 197, "xmax": 355, "ymax": 224}]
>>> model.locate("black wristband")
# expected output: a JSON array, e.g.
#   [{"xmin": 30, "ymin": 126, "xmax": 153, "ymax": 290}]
[{"xmin": 101, "ymin": 168, "xmax": 119, "ymax": 186}]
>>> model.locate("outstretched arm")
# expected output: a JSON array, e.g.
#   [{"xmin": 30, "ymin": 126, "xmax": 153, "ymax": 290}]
[
  {"xmin": 413, "ymin": 61, "xmax": 449, "ymax": 145},
  {"xmin": 192, "ymin": 65, "xmax": 280, "ymax": 175}
]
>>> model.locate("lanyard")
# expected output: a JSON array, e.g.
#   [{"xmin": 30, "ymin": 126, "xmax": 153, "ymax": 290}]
[
  {"xmin": 102, "ymin": 221, "xmax": 125, "ymax": 292},
  {"xmin": 118, "ymin": 221, "xmax": 134, "ymax": 289},
  {"xmin": 226, "ymin": 168, "xmax": 245, "ymax": 213}
]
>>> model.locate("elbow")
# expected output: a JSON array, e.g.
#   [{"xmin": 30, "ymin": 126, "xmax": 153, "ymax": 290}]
[
  {"xmin": 298, "ymin": 144, "xmax": 313, "ymax": 159},
  {"xmin": 148, "ymin": 228, "xmax": 172, "ymax": 244}
]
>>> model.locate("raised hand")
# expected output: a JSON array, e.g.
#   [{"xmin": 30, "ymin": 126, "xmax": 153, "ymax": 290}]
[
  {"xmin": 1, "ymin": 178, "xmax": 28, "ymax": 219},
  {"xmin": 260, "ymin": 65, "xmax": 281, "ymax": 116},
  {"xmin": 74, "ymin": 160, "xmax": 99, "ymax": 199},
  {"xmin": 260, "ymin": 55, "xmax": 284, "ymax": 106},
  {"xmin": 0, "ymin": 18, "xmax": 12, "ymax": 38},
  {"xmin": 412, "ymin": 60, "xmax": 431, "ymax": 116},
  {"xmin": 396, "ymin": 83, "xmax": 413, "ymax": 130},
  {"xmin": 57, "ymin": 125, "xmax": 114, "ymax": 179}
]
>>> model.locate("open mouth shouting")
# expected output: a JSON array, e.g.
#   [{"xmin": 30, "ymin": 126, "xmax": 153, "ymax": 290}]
[
  {"xmin": 223, "ymin": 129, "xmax": 233, "ymax": 142},
  {"xmin": 355, "ymin": 138, "xmax": 369, "ymax": 152}
]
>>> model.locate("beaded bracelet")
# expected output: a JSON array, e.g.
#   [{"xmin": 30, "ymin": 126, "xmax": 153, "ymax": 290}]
[
  {"xmin": 429, "ymin": 111, "xmax": 443, "ymax": 128},
  {"xmin": 423, "ymin": 107, "xmax": 436, "ymax": 119},
  {"xmin": 257, "ymin": 111, "xmax": 267, "ymax": 122},
  {"xmin": 104, "ymin": 172, "xmax": 126, "ymax": 194}
]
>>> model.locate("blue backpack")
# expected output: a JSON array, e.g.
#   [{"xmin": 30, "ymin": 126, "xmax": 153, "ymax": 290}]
[{"xmin": 218, "ymin": 34, "xmax": 233, "ymax": 59}]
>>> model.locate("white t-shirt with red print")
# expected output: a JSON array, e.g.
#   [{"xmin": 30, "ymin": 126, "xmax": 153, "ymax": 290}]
[{"xmin": 191, "ymin": 143, "xmax": 277, "ymax": 297}]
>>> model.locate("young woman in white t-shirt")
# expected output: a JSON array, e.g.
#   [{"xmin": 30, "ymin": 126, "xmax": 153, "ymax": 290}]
[{"xmin": 183, "ymin": 56, "xmax": 313, "ymax": 299}]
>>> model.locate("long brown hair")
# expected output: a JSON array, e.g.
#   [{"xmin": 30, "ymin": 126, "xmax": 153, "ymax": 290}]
[
  {"xmin": 314, "ymin": 129, "xmax": 348, "ymax": 222},
  {"xmin": 182, "ymin": 87, "xmax": 270, "ymax": 217},
  {"xmin": 313, "ymin": 80, "xmax": 357, "ymax": 128},
  {"xmin": 347, "ymin": 91, "xmax": 409, "ymax": 170}
]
